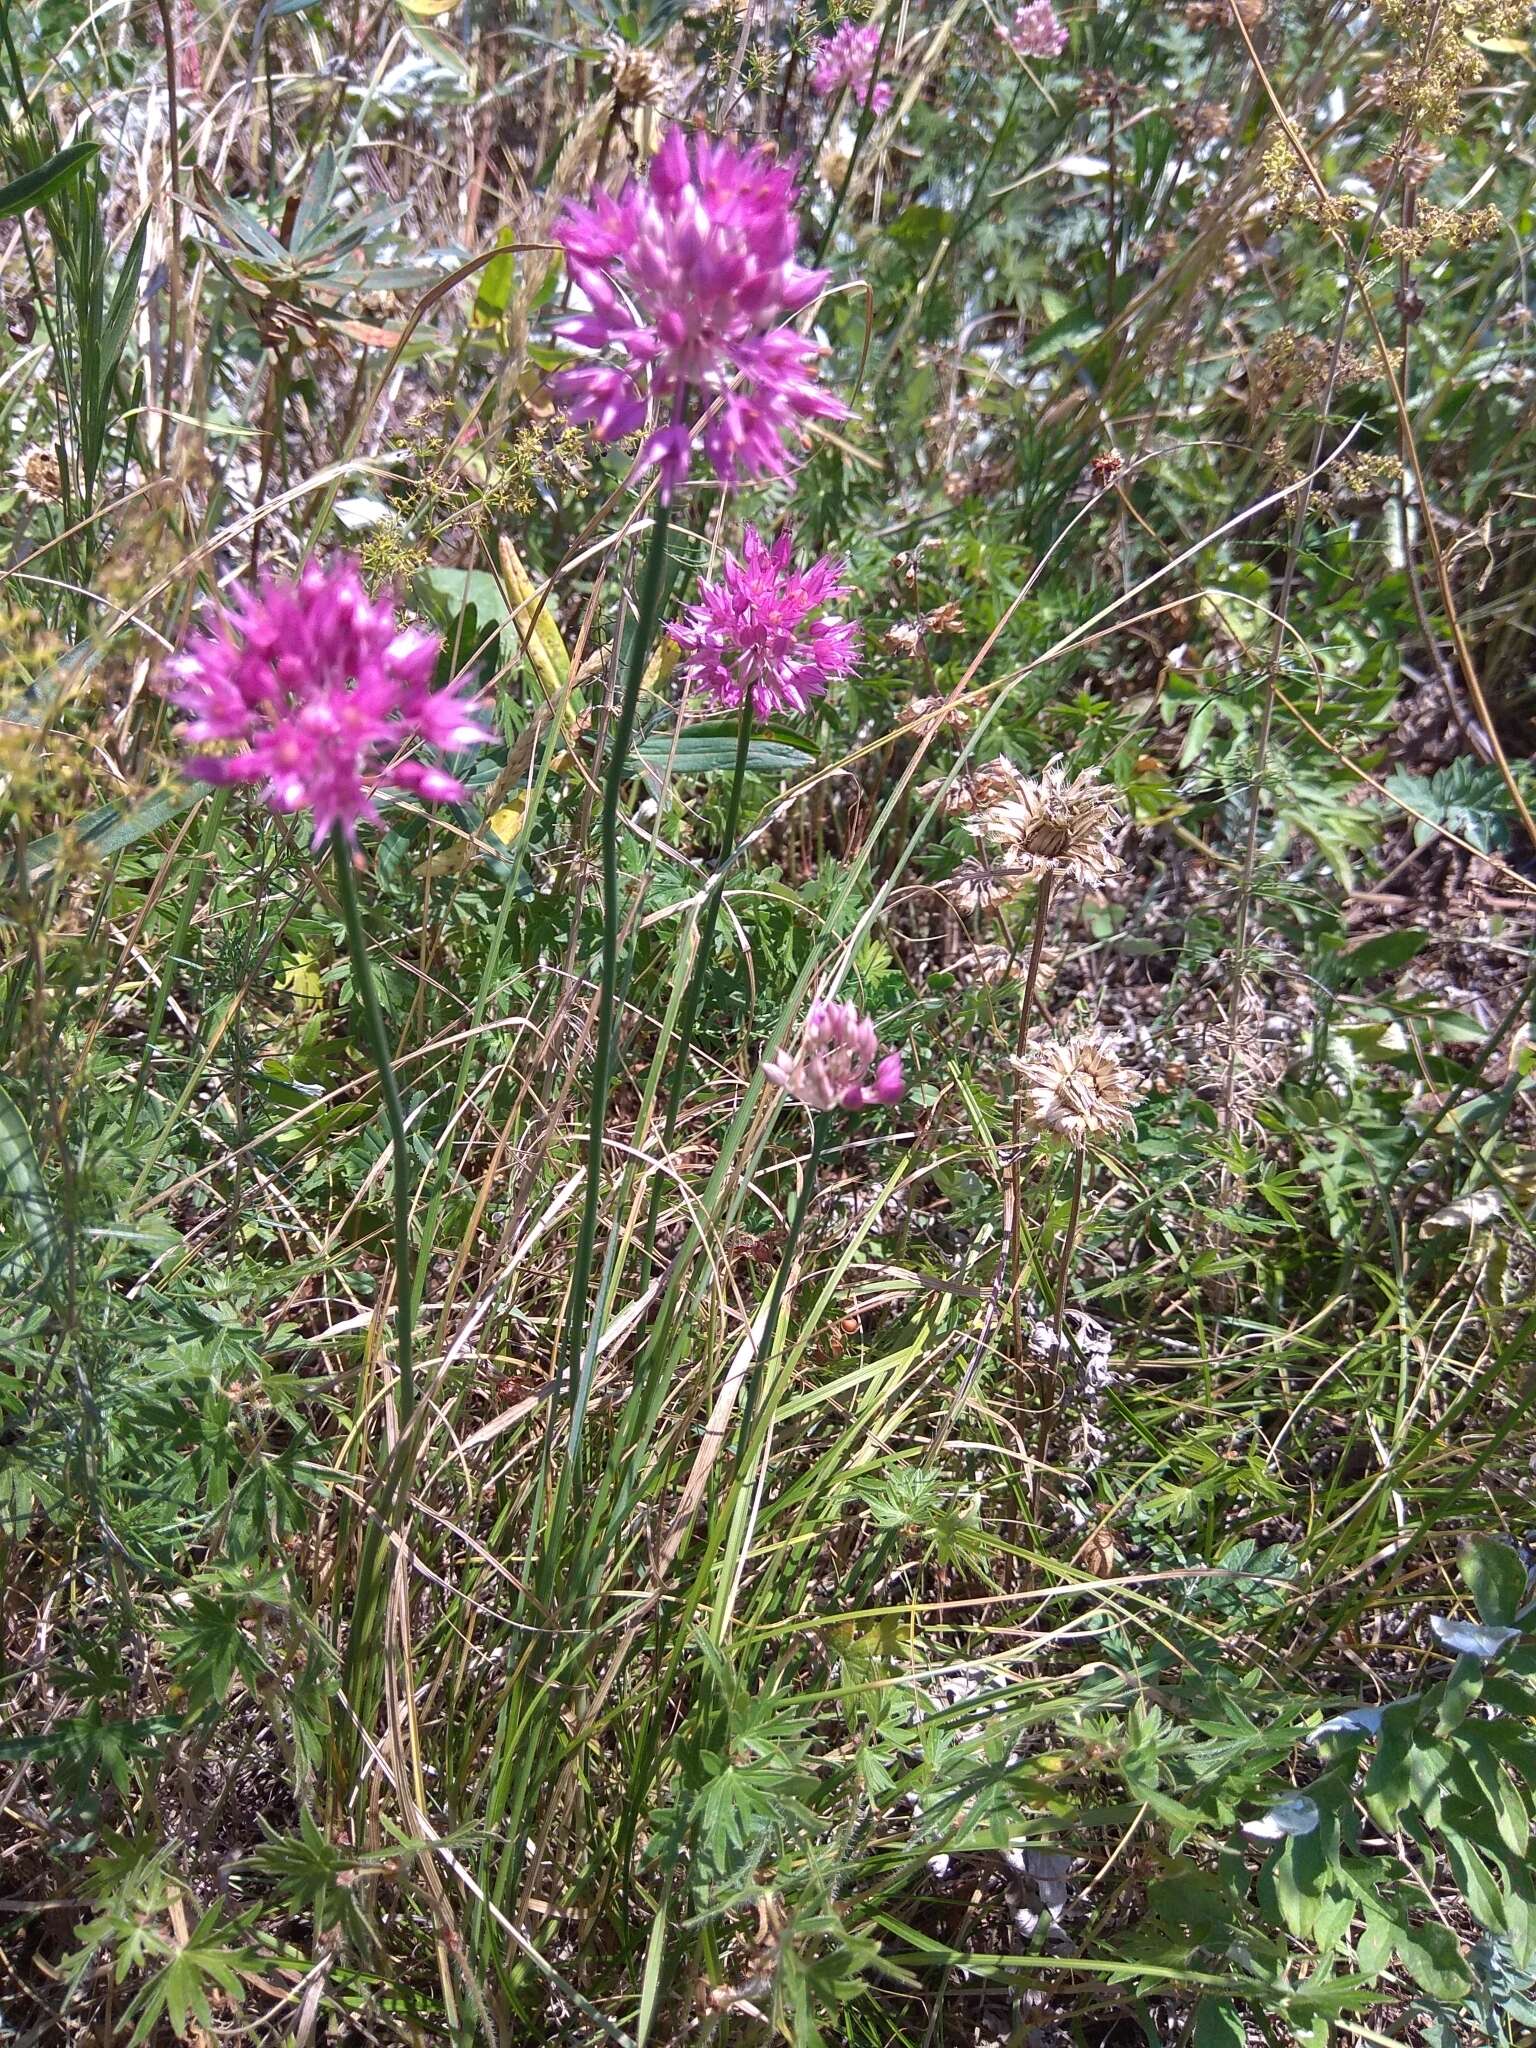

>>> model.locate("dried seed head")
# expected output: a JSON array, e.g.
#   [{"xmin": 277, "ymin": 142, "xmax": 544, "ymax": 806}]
[
  {"xmin": 964, "ymin": 760, "xmax": 1123, "ymax": 890},
  {"xmin": 1015, "ymin": 1028, "xmax": 1142, "ymax": 1146},
  {"xmin": 951, "ymin": 941, "xmax": 1028, "ymax": 986},
  {"xmin": 11, "ymin": 447, "xmax": 62, "ymax": 505},
  {"xmin": 945, "ymin": 860, "xmax": 1024, "ymax": 914},
  {"xmin": 909, "ymin": 691, "xmax": 973, "ymax": 734},
  {"xmin": 604, "ymin": 37, "xmax": 670, "ymax": 108}
]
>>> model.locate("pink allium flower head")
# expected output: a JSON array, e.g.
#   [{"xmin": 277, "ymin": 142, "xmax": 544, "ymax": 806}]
[
  {"xmin": 671, "ymin": 526, "xmax": 860, "ymax": 721},
  {"xmin": 553, "ymin": 126, "xmax": 848, "ymax": 500},
  {"xmin": 764, "ymin": 998, "xmax": 904, "ymax": 1112},
  {"xmin": 164, "ymin": 557, "xmax": 490, "ymax": 847},
  {"xmin": 1005, "ymin": 0, "xmax": 1069, "ymax": 58},
  {"xmin": 810, "ymin": 21, "xmax": 893, "ymax": 114}
]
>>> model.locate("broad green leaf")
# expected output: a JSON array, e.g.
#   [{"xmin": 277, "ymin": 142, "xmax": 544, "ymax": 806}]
[
  {"xmin": 1338, "ymin": 928, "xmax": 1429, "ymax": 983},
  {"xmin": 1441, "ymin": 1829, "xmax": 1508, "ymax": 1935},
  {"xmin": 1394, "ymin": 1916, "xmax": 1471, "ymax": 2000},
  {"xmin": 412, "ymin": 566, "xmax": 511, "ymax": 674},
  {"xmin": 1191, "ymin": 2002, "xmax": 1246, "ymax": 2048},
  {"xmin": 1356, "ymin": 1905, "xmax": 1395, "ymax": 1977},
  {"xmin": 1460, "ymin": 1535, "xmax": 1529, "ymax": 1627},
  {"xmin": 0, "ymin": 139, "xmax": 98, "ymax": 222},
  {"xmin": 633, "ymin": 730, "xmax": 818, "ymax": 779},
  {"xmin": 0, "ymin": 1082, "xmax": 60, "ymax": 1282},
  {"xmin": 25, "ymin": 784, "xmax": 199, "ymax": 876},
  {"xmin": 472, "ymin": 230, "xmax": 517, "ymax": 332}
]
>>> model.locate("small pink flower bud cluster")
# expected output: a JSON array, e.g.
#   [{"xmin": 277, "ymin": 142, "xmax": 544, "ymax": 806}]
[
  {"xmin": 764, "ymin": 998, "xmax": 904, "ymax": 1113},
  {"xmin": 1006, "ymin": 0, "xmax": 1069, "ymax": 58},
  {"xmin": 810, "ymin": 21, "xmax": 893, "ymax": 114}
]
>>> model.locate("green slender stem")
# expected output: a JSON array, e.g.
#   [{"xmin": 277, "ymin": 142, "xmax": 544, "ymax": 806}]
[
  {"xmin": 1007, "ymin": 870, "xmax": 1054, "ymax": 1361},
  {"xmin": 737, "ymin": 1111, "xmax": 828, "ymax": 1457},
  {"xmin": 814, "ymin": 38, "xmax": 893, "ymax": 265},
  {"xmin": 128, "ymin": 789, "xmax": 226, "ymax": 1133},
  {"xmin": 560, "ymin": 506, "xmax": 673, "ymax": 1445},
  {"xmin": 644, "ymin": 690, "xmax": 755, "ymax": 1265},
  {"xmin": 1051, "ymin": 1144, "xmax": 1086, "ymax": 1346},
  {"xmin": 333, "ymin": 838, "xmax": 416, "ymax": 1425}
]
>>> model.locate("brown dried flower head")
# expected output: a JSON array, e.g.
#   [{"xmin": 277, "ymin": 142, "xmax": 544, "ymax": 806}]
[
  {"xmin": 966, "ymin": 760, "xmax": 1123, "ymax": 889},
  {"xmin": 910, "ymin": 691, "xmax": 973, "ymax": 735},
  {"xmin": 11, "ymin": 447, "xmax": 62, "ymax": 505},
  {"xmin": 946, "ymin": 862, "xmax": 1021, "ymax": 915},
  {"xmin": 1015, "ymin": 1028, "xmax": 1143, "ymax": 1146},
  {"xmin": 605, "ymin": 37, "xmax": 670, "ymax": 108}
]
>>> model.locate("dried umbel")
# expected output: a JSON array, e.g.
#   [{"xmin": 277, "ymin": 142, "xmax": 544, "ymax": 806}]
[
  {"xmin": 553, "ymin": 127, "xmax": 846, "ymax": 499},
  {"xmin": 604, "ymin": 37, "xmax": 670, "ymax": 108},
  {"xmin": 1015, "ymin": 1028, "xmax": 1142, "ymax": 1146},
  {"xmin": 671, "ymin": 526, "xmax": 859, "ymax": 720},
  {"xmin": 163, "ymin": 557, "xmax": 489, "ymax": 846},
  {"xmin": 811, "ymin": 20, "xmax": 893, "ymax": 111},
  {"xmin": 10, "ymin": 447, "xmax": 62, "ymax": 505},
  {"xmin": 950, "ymin": 759, "xmax": 1122, "ymax": 897},
  {"xmin": 909, "ymin": 691, "xmax": 973, "ymax": 734},
  {"xmin": 764, "ymin": 998, "xmax": 904, "ymax": 1112}
]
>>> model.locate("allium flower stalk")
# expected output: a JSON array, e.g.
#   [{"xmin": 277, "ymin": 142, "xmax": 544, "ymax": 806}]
[
  {"xmin": 671, "ymin": 526, "xmax": 860, "ymax": 721},
  {"xmin": 764, "ymin": 998, "xmax": 904, "ymax": 1112},
  {"xmin": 163, "ymin": 558, "xmax": 491, "ymax": 1431},
  {"xmin": 810, "ymin": 21, "xmax": 893, "ymax": 113},
  {"xmin": 553, "ymin": 126, "xmax": 847, "ymax": 499},
  {"xmin": 1005, "ymin": 0, "xmax": 1070, "ymax": 59},
  {"xmin": 165, "ymin": 557, "xmax": 489, "ymax": 847}
]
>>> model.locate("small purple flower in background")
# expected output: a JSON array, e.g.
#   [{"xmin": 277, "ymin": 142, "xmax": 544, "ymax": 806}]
[
  {"xmin": 671, "ymin": 526, "xmax": 860, "ymax": 721},
  {"xmin": 1005, "ymin": 0, "xmax": 1069, "ymax": 58},
  {"xmin": 765, "ymin": 998, "xmax": 904, "ymax": 1111},
  {"xmin": 810, "ymin": 21, "xmax": 893, "ymax": 114},
  {"xmin": 164, "ymin": 557, "xmax": 490, "ymax": 847},
  {"xmin": 553, "ymin": 126, "xmax": 848, "ymax": 500}
]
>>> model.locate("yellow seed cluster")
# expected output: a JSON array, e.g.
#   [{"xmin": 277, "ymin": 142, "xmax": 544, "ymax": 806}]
[
  {"xmin": 358, "ymin": 519, "xmax": 431, "ymax": 590},
  {"xmin": 1377, "ymin": 201, "xmax": 1504, "ymax": 258},
  {"xmin": 1250, "ymin": 329, "xmax": 1374, "ymax": 413},
  {"xmin": 378, "ymin": 412, "xmax": 589, "ymax": 571},
  {"xmin": 1375, "ymin": 0, "xmax": 1526, "ymax": 132},
  {"xmin": 0, "ymin": 607, "xmax": 74, "ymax": 833},
  {"xmin": 1260, "ymin": 132, "xmax": 1356, "ymax": 233},
  {"xmin": 1328, "ymin": 451, "xmax": 1401, "ymax": 502}
]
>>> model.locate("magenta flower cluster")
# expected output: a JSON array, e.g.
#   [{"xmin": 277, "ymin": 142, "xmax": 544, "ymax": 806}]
[
  {"xmin": 810, "ymin": 21, "xmax": 893, "ymax": 114},
  {"xmin": 1005, "ymin": 0, "xmax": 1069, "ymax": 58},
  {"xmin": 671, "ymin": 527, "xmax": 860, "ymax": 722},
  {"xmin": 764, "ymin": 998, "xmax": 904, "ymax": 1112},
  {"xmin": 164, "ymin": 557, "xmax": 489, "ymax": 847},
  {"xmin": 553, "ymin": 127, "xmax": 847, "ymax": 499}
]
